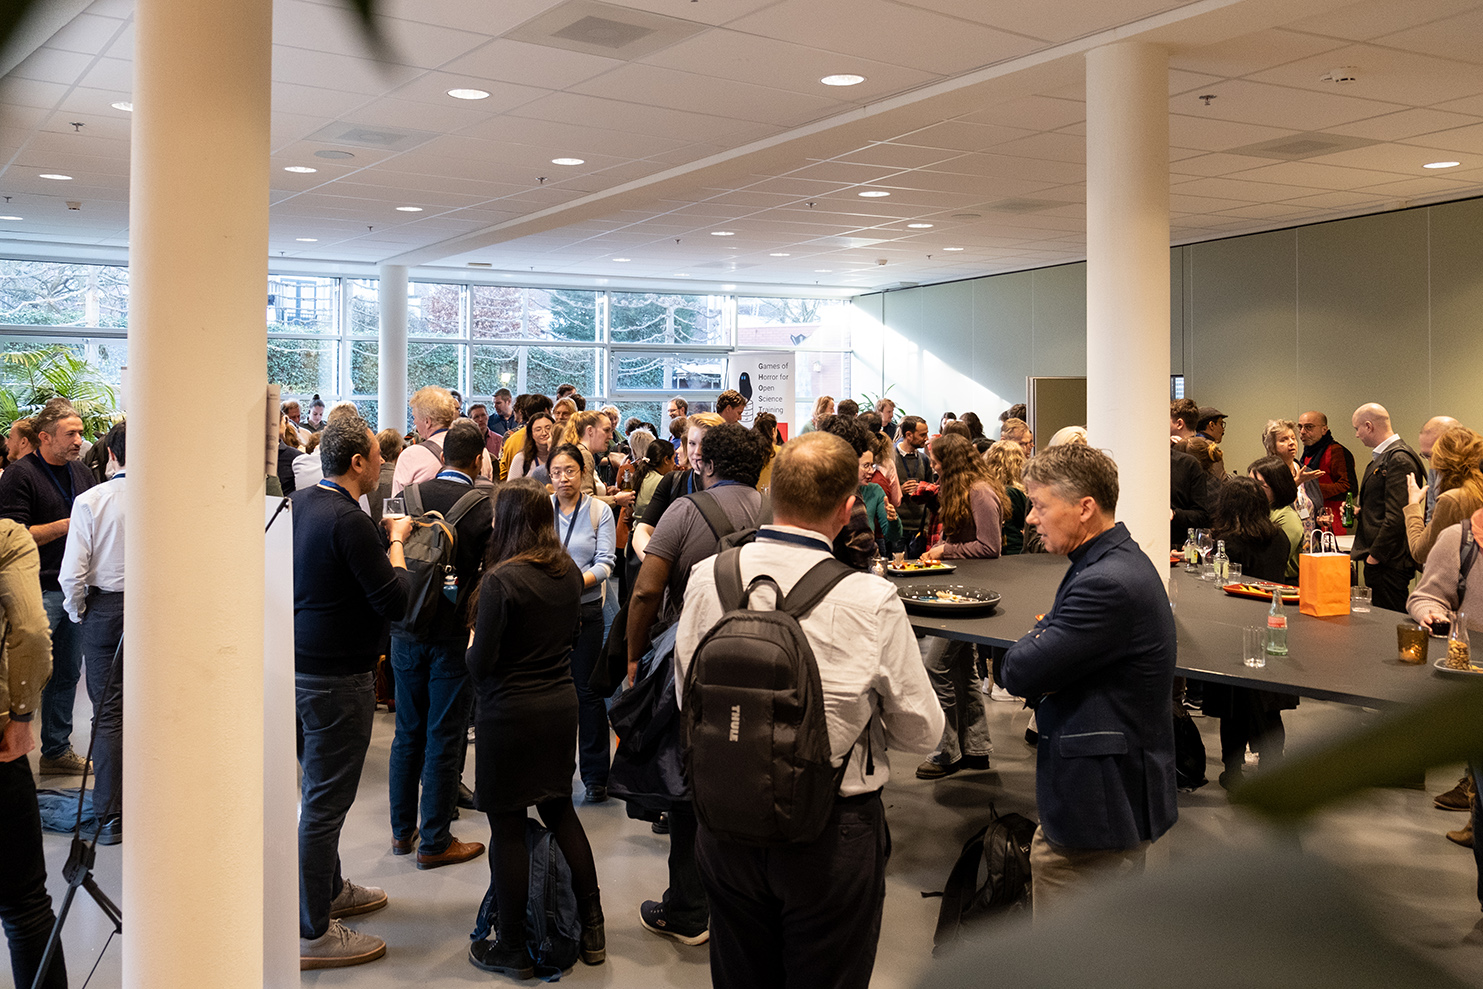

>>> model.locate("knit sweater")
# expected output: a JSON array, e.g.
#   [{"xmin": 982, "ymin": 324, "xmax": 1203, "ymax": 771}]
[{"xmin": 1407, "ymin": 519, "xmax": 1483, "ymax": 632}]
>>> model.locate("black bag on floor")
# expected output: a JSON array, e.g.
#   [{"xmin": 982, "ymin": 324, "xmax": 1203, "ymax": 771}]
[
  {"xmin": 930, "ymin": 803, "xmax": 1036, "ymax": 954},
  {"xmin": 470, "ymin": 818, "xmax": 581, "ymax": 979},
  {"xmin": 1174, "ymin": 706, "xmax": 1208, "ymax": 791}
]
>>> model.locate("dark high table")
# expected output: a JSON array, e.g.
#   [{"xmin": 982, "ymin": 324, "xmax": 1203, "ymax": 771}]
[{"xmin": 897, "ymin": 555, "xmax": 1441, "ymax": 708}]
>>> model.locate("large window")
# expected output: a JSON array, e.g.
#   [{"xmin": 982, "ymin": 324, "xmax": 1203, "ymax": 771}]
[{"xmin": 0, "ymin": 259, "xmax": 851, "ymax": 433}]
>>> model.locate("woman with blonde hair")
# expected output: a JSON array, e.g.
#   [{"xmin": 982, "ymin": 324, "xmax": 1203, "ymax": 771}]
[
  {"xmin": 1178, "ymin": 436, "xmax": 1226, "ymax": 484},
  {"xmin": 983, "ymin": 440, "xmax": 1029, "ymax": 555},
  {"xmin": 1262, "ymin": 418, "xmax": 1318, "ymax": 533},
  {"xmin": 1405, "ymin": 425, "xmax": 1483, "ymax": 566},
  {"xmin": 800, "ymin": 395, "xmax": 833, "ymax": 434}
]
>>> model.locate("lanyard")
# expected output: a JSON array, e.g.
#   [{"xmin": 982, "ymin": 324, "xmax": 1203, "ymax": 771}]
[
  {"xmin": 36, "ymin": 456, "xmax": 73, "ymax": 504},
  {"xmin": 755, "ymin": 529, "xmax": 831, "ymax": 551},
  {"xmin": 317, "ymin": 479, "xmax": 356, "ymax": 502},
  {"xmin": 435, "ymin": 470, "xmax": 473, "ymax": 485},
  {"xmin": 555, "ymin": 495, "xmax": 586, "ymax": 549},
  {"xmin": 707, "ymin": 479, "xmax": 742, "ymax": 490}
]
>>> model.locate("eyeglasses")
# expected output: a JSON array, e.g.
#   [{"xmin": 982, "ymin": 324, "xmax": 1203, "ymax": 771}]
[{"xmin": 549, "ymin": 467, "xmax": 581, "ymax": 479}]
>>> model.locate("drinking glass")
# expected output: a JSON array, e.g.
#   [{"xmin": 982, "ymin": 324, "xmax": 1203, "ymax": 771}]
[
  {"xmin": 1351, "ymin": 586, "xmax": 1372, "ymax": 613},
  {"xmin": 383, "ymin": 497, "xmax": 406, "ymax": 519},
  {"xmin": 1242, "ymin": 627, "xmax": 1267, "ymax": 669},
  {"xmin": 1227, "ymin": 563, "xmax": 1242, "ymax": 584}
]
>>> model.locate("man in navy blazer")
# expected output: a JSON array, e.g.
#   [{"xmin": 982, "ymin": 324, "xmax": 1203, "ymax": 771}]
[{"xmin": 996, "ymin": 443, "xmax": 1177, "ymax": 915}]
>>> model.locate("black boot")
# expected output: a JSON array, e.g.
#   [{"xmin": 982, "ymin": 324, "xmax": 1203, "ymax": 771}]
[
  {"xmin": 469, "ymin": 937, "xmax": 533, "ymax": 979},
  {"xmin": 579, "ymin": 889, "xmax": 606, "ymax": 965}
]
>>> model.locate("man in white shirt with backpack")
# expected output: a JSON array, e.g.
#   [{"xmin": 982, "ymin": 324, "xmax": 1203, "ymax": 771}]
[{"xmin": 674, "ymin": 431, "xmax": 942, "ymax": 989}]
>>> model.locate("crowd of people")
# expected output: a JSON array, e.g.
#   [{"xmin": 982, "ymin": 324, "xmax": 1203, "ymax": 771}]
[{"xmin": 2, "ymin": 381, "xmax": 1481, "ymax": 988}]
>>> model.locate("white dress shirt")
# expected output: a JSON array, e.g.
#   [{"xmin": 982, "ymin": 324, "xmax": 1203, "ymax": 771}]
[
  {"xmin": 675, "ymin": 524, "xmax": 944, "ymax": 796},
  {"xmin": 59, "ymin": 471, "xmax": 126, "ymax": 623}
]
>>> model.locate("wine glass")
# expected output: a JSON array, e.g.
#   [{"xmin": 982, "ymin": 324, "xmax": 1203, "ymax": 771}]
[{"xmin": 1196, "ymin": 530, "xmax": 1216, "ymax": 580}]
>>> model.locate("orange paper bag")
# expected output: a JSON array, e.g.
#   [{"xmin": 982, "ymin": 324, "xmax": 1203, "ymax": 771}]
[{"xmin": 1299, "ymin": 530, "xmax": 1350, "ymax": 617}]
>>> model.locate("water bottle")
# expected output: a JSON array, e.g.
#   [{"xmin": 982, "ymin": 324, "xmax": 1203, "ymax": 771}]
[
  {"xmin": 442, "ymin": 568, "xmax": 459, "ymax": 603},
  {"xmin": 1266, "ymin": 587, "xmax": 1288, "ymax": 656},
  {"xmin": 1213, "ymin": 540, "xmax": 1229, "ymax": 582},
  {"xmin": 1183, "ymin": 529, "xmax": 1198, "ymax": 572}
]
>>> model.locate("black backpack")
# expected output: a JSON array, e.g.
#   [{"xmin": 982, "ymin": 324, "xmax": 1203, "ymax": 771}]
[
  {"xmin": 391, "ymin": 483, "xmax": 487, "ymax": 640},
  {"xmin": 930, "ymin": 803, "xmax": 1037, "ymax": 954},
  {"xmin": 471, "ymin": 817, "xmax": 581, "ymax": 979},
  {"xmin": 682, "ymin": 546, "xmax": 855, "ymax": 846}
]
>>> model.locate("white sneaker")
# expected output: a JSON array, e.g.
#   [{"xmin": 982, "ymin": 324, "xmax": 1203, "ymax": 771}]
[
  {"xmin": 989, "ymin": 684, "xmax": 1019, "ymax": 702},
  {"xmin": 300, "ymin": 918, "xmax": 386, "ymax": 970},
  {"xmin": 330, "ymin": 879, "xmax": 388, "ymax": 919}
]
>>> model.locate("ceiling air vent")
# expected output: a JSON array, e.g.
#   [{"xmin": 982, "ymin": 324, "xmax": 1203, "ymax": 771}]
[
  {"xmin": 1227, "ymin": 132, "xmax": 1380, "ymax": 161},
  {"xmin": 988, "ymin": 199, "xmax": 1063, "ymax": 214},
  {"xmin": 506, "ymin": 0, "xmax": 706, "ymax": 60},
  {"xmin": 305, "ymin": 122, "xmax": 438, "ymax": 152}
]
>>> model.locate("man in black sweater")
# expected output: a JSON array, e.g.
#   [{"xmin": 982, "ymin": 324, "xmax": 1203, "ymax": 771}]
[
  {"xmin": 292, "ymin": 411, "xmax": 412, "ymax": 970},
  {"xmin": 388, "ymin": 419, "xmax": 491, "ymax": 870},
  {"xmin": 0, "ymin": 397, "xmax": 95, "ymax": 775}
]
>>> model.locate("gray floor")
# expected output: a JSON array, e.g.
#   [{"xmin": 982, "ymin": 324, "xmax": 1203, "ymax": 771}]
[{"xmin": 10, "ymin": 669, "xmax": 1483, "ymax": 988}]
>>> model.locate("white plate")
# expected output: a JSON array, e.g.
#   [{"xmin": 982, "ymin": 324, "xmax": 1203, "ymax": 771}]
[{"xmin": 1433, "ymin": 657, "xmax": 1483, "ymax": 677}]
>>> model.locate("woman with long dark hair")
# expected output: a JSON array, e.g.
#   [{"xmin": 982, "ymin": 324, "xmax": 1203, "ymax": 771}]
[
  {"xmin": 466, "ymin": 480, "xmax": 604, "ymax": 977},
  {"xmin": 1202, "ymin": 476, "xmax": 1296, "ymax": 788},
  {"xmin": 1249, "ymin": 456, "xmax": 1302, "ymax": 579},
  {"xmin": 506, "ymin": 411, "xmax": 555, "ymax": 483}
]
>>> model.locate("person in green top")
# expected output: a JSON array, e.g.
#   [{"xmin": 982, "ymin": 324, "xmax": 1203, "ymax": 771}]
[
  {"xmin": 857, "ymin": 443, "xmax": 901, "ymax": 552},
  {"xmin": 1250, "ymin": 456, "xmax": 1304, "ymax": 579}
]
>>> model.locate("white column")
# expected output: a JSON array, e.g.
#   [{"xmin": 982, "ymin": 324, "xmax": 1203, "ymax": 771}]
[
  {"xmin": 126, "ymin": 0, "xmax": 270, "ymax": 986},
  {"xmin": 378, "ymin": 264, "xmax": 408, "ymax": 432},
  {"xmin": 1085, "ymin": 42, "xmax": 1171, "ymax": 563}
]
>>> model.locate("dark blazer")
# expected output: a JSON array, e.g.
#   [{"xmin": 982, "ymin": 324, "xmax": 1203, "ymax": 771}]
[
  {"xmin": 997, "ymin": 523, "xmax": 1178, "ymax": 851},
  {"xmin": 1170, "ymin": 448, "xmax": 1216, "ymax": 547},
  {"xmin": 1353, "ymin": 437, "xmax": 1424, "ymax": 571}
]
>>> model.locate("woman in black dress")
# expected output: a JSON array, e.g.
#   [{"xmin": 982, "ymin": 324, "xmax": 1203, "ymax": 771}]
[
  {"xmin": 466, "ymin": 479, "xmax": 604, "ymax": 978},
  {"xmin": 1202, "ymin": 476, "xmax": 1297, "ymax": 788}
]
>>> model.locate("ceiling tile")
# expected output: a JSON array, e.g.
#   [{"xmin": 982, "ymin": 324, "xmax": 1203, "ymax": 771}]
[
  {"xmin": 1284, "ymin": 0, "xmax": 1480, "ymax": 43},
  {"xmin": 1169, "ymin": 78, "xmax": 1407, "ymax": 131},
  {"xmin": 1171, "ymin": 28, "xmax": 1348, "ymax": 78},
  {"xmin": 1329, "ymin": 107, "xmax": 1483, "ymax": 141},
  {"xmin": 567, "ymin": 63, "xmax": 844, "ymax": 127},
  {"xmin": 1245, "ymin": 43, "xmax": 1483, "ymax": 107},
  {"xmin": 726, "ymin": 0, "xmax": 1042, "ymax": 75},
  {"xmin": 439, "ymin": 38, "xmax": 621, "ymax": 90},
  {"xmin": 1168, "ymin": 113, "xmax": 1299, "ymax": 151}
]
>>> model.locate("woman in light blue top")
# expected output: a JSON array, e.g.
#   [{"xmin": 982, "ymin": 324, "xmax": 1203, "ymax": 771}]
[{"xmin": 550, "ymin": 442, "xmax": 617, "ymax": 801}]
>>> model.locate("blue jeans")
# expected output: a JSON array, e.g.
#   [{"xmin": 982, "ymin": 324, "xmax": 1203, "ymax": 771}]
[
  {"xmin": 39, "ymin": 589, "xmax": 85, "ymax": 759},
  {"xmin": 388, "ymin": 636, "xmax": 472, "ymax": 853},
  {"xmin": 296, "ymin": 670, "xmax": 374, "ymax": 940},
  {"xmin": 81, "ymin": 591, "xmax": 125, "ymax": 820},
  {"xmin": 572, "ymin": 601, "xmax": 610, "ymax": 789}
]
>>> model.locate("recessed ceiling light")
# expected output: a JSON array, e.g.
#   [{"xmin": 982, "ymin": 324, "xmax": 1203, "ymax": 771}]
[
  {"xmin": 613, "ymin": 257, "xmax": 631, "ymax": 262},
  {"xmin": 296, "ymin": 237, "xmax": 318, "ymax": 242},
  {"xmin": 815, "ymin": 269, "xmax": 833, "ymax": 273},
  {"xmin": 907, "ymin": 222, "xmax": 934, "ymax": 229},
  {"xmin": 674, "ymin": 273, "xmax": 691, "ymax": 277},
  {"xmin": 396, "ymin": 206, "xmax": 423, "ymax": 212},
  {"xmin": 0, "ymin": 215, "xmax": 22, "ymax": 221},
  {"xmin": 721, "ymin": 284, "xmax": 737, "ymax": 291},
  {"xmin": 943, "ymin": 247, "xmax": 965, "ymax": 251},
  {"xmin": 858, "ymin": 190, "xmax": 890, "ymax": 197},
  {"xmin": 284, "ymin": 166, "xmax": 317, "ymax": 173},
  {"xmin": 769, "ymin": 252, "xmax": 791, "ymax": 257},
  {"xmin": 551, "ymin": 157, "xmax": 584, "ymax": 166},
  {"xmin": 711, "ymin": 230, "xmax": 735, "ymax": 236},
  {"xmin": 111, "ymin": 101, "xmax": 132, "ymax": 112},
  {"xmin": 820, "ymin": 74, "xmax": 866, "ymax": 87},
  {"xmin": 39, "ymin": 173, "xmax": 72, "ymax": 181},
  {"xmin": 447, "ymin": 88, "xmax": 490, "ymax": 100},
  {"xmin": 1424, "ymin": 161, "xmax": 1461, "ymax": 169}
]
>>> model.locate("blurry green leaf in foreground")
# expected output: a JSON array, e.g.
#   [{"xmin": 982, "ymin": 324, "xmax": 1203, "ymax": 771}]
[{"xmin": 1234, "ymin": 678, "xmax": 1483, "ymax": 820}]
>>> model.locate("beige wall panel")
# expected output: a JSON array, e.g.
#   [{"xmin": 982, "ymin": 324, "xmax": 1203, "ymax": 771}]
[
  {"xmin": 1427, "ymin": 198, "xmax": 1483, "ymax": 429},
  {"xmin": 971, "ymin": 269, "xmax": 1036, "ymax": 417},
  {"xmin": 1296, "ymin": 210, "xmax": 1431, "ymax": 451},
  {"xmin": 1030, "ymin": 262, "xmax": 1088, "ymax": 376},
  {"xmin": 1187, "ymin": 228, "xmax": 1298, "ymax": 473}
]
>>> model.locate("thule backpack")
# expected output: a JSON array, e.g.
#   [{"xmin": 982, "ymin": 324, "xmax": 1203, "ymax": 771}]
[
  {"xmin": 682, "ymin": 546, "xmax": 855, "ymax": 846},
  {"xmin": 391, "ymin": 483, "xmax": 487, "ymax": 639}
]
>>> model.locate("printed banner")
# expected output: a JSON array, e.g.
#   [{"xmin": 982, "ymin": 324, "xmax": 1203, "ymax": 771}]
[{"xmin": 729, "ymin": 350, "xmax": 796, "ymax": 439}]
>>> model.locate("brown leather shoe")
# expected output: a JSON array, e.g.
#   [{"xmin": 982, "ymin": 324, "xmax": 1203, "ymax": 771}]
[
  {"xmin": 417, "ymin": 837, "xmax": 486, "ymax": 870},
  {"xmin": 391, "ymin": 832, "xmax": 417, "ymax": 856}
]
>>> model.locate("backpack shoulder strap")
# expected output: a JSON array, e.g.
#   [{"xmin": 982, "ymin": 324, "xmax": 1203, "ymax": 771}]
[
  {"xmin": 589, "ymin": 496, "xmax": 606, "ymax": 535},
  {"xmin": 780, "ymin": 557, "xmax": 856, "ymax": 619},
  {"xmin": 445, "ymin": 488, "xmax": 488, "ymax": 527},
  {"xmin": 1460, "ymin": 522, "xmax": 1478, "ymax": 602},
  {"xmin": 686, "ymin": 489, "xmax": 735, "ymax": 541},
  {"xmin": 424, "ymin": 438, "xmax": 444, "ymax": 465},
  {"xmin": 404, "ymin": 483, "xmax": 425, "ymax": 518},
  {"xmin": 712, "ymin": 547, "xmax": 746, "ymax": 612}
]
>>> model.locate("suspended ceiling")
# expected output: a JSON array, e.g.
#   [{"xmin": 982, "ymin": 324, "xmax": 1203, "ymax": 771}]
[{"xmin": 3, "ymin": 0, "xmax": 1483, "ymax": 294}]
